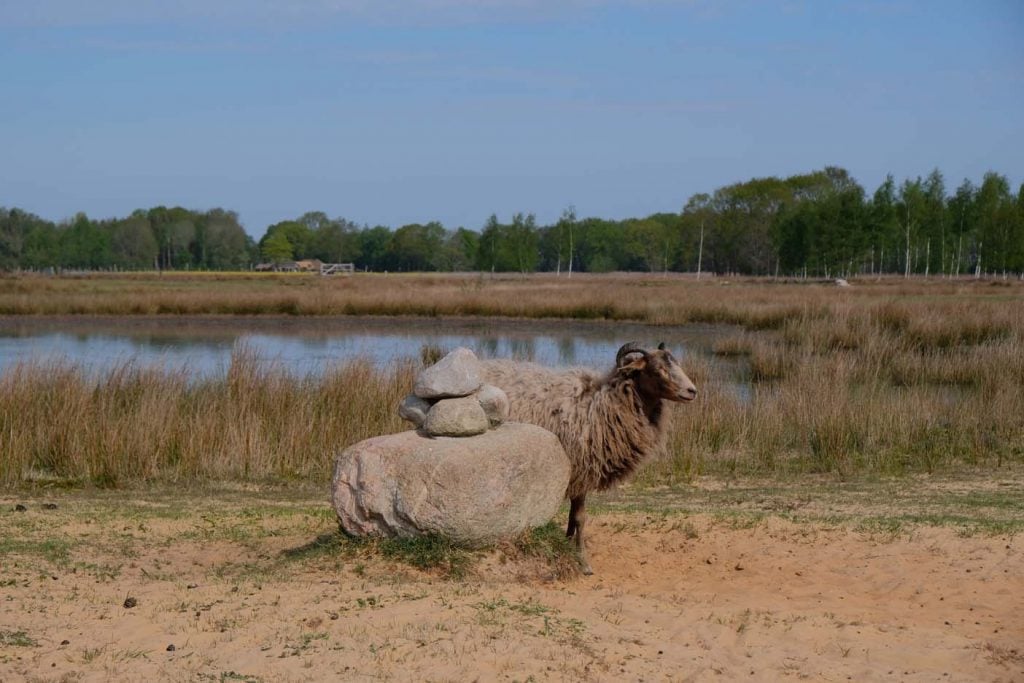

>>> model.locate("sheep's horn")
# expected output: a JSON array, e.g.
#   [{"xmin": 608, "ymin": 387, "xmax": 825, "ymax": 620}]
[{"xmin": 616, "ymin": 342, "xmax": 648, "ymax": 367}]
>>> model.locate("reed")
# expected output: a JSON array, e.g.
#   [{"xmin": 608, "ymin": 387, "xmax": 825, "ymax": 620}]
[
  {"xmin": 1, "ymin": 272, "xmax": 1021, "ymax": 333},
  {"xmin": 1, "ymin": 272, "xmax": 1022, "ymax": 486},
  {"xmin": 2, "ymin": 334, "xmax": 1020, "ymax": 487},
  {"xmin": 0, "ymin": 349, "xmax": 413, "ymax": 487}
]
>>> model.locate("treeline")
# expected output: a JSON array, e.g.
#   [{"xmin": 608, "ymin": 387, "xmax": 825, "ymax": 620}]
[
  {"xmin": 3, "ymin": 167, "xmax": 1022, "ymax": 276},
  {"xmin": 0, "ymin": 207, "xmax": 256, "ymax": 271}
]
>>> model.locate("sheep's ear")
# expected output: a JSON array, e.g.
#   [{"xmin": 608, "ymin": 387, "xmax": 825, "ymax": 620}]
[
  {"xmin": 657, "ymin": 342, "xmax": 666, "ymax": 350},
  {"xmin": 619, "ymin": 355, "xmax": 647, "ymax": 373}
]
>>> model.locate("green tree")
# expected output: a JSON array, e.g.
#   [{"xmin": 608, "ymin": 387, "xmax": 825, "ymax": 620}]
[
  {"xmin": 477, "ymin": 214, "xmax": 502, "ymax": 272},
  {"xmin": 506, "ymin": 213, "xmax": 539, "ymax": 273},
  {"xmin": 897, "ymin": 178, "xmax": 925, "ymax": 276},
  {"xmin": 682, "ymin": 193, "xmax": 713, "ymax": 275},
  {"xmin": 947, "ymin": 179, "xmax": 977, "ymax": 275},
  {"xmin": 356, "ymin": 226, "xmax": 393, "ymax": 271},
  {"xmin": 261, "ymin": 230, "xmax": 294, "ymax": 263},
  {"xmin": 59, "ymin": 213, "xmax": 111, "ymax": 269},
  {"xmin": 109, "ymin": 213, "xmax": 158, "ymax": 269},
  {"xmin": 390, "ymin": 222, "xmax": 445, "ymax": 271},
  {"xmin": 260, "ymin": 220, "xmax": 313, "ymax": 261},
  {"xmin": 866, "ymin": 175, "xmax": 901, "ymax": 274},
  {"xmin": 304, "ymin": 215, "xmax": 360, "ymax": 264},
  {"xmin": 975, "ymin": 172, "xmax": 1016, "ymax": 276},
  {"xmin": 0, "ymin": 208, "xmax": 30, "ymax": 269},
  {"xmin": 202, "ymin": 209, "xmax": 254, "ymax": 269},
  {"xmin": 575, "ymin": 218, "xmax": 621, "ymax": 273},
  {"xmin": 439, "ymin": 228, "xmax": 478, "ymax": 271},
  {"xmin": 921, "ymin": 169, "xmax": 947, "ymax": 276},
  {"xmin": 623, "ymin": 218, "xmax": 672, "ymax": 272}
]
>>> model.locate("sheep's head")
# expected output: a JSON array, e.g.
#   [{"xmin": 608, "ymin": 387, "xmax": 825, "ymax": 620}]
[{"xmin": 615, "ymin": 342, "xmax": 698, "ymax": 402}]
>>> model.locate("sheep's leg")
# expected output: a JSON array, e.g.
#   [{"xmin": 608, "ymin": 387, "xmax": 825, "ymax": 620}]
[{"xmin": 568, "ymin": 495, "xmax": 593, "ymax": 575}]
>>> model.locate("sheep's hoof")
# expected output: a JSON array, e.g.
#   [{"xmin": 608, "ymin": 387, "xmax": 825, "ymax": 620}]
[{"xmin": 579, "ymin": 560, "xmax": 594, "ymax": 576}]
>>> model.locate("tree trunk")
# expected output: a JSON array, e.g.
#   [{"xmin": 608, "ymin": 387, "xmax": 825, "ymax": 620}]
[{"xmin": 696, "ymin": 220, "xmax": 704, "ymax": 280}]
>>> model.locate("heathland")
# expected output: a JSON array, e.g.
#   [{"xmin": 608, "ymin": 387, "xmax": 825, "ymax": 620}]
[{"xmin": 1, "ymin": 271, "xmax": 1022, "ymax": 682}]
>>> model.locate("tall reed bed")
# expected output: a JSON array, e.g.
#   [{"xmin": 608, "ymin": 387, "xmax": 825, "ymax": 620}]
[
  {"xmin": 2, "ymin": 272, "xmax": 1021, "ymax": 329},
  {"xmin": 1, "ymin": 273, "xmax": 1022, "ymax": 486},
  {"xmin": 2, "ymin": 330, "xmax": 1020, "ymax": 487},
  {"xmin": 638, "ymin": 298, "xmax": 1024, "ymax": 483},
  {"xmin": 0, "ymin": 350, "xmax": 413, "ymax": 486}
]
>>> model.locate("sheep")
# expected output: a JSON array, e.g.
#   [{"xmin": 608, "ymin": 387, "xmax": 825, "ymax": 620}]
[{"xmin": 480, "ymin": 342, "xmax": 697, "ymax": 574}]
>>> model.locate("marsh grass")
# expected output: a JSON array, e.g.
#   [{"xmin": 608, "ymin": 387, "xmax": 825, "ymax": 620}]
[
  {"xmin": 0, "ymin": 348, "xmax": 413, "ymax": 486},
  {"xmin": 1, "ymin": 273, "xmax": 1022, "ymax": 484},
  {"xmin": 0, "ymin": 272, "xmax": 1018, "ymax": 328},
  {"xmin": 642, "ymin": 300, "xmax": 1023, "ymax": 481}
]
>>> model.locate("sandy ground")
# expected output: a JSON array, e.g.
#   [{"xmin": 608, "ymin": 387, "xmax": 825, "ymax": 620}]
[{"xmin": 1, "ymin": 481, "xmax": 1021, "ymax": 682}]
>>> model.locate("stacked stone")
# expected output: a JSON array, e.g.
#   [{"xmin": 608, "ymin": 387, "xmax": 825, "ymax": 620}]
[
  {"xmin": 397, "ymin": 347, "xmax": 510, "ymax": 437},
  {"xmin": 331, "ymin": 347, "xmax": 570, "ymax": 546}
]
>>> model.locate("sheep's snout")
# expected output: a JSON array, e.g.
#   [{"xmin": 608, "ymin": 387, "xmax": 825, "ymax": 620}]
[{"xmin": 665, "ymin": 364, "xmax": 698, "ymax": 402}]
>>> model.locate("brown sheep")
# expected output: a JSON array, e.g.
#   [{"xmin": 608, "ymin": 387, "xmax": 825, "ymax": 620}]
[{"xmin": 480, "ymin": 342, "xmax": 697, "ymax": 574}]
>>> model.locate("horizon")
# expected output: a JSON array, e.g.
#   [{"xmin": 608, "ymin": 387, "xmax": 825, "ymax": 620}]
[{"xmin": 2, "ymin": 1, "xmax": 1022, "ymax": 237}]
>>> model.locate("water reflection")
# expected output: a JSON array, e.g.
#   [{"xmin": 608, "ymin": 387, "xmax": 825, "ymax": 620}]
[{"xmin": 0, "ymin": 316, "xmax": 742, "ymax": 382}]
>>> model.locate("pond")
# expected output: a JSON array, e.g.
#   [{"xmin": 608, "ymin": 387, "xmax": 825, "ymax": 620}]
[{"xmin": 0, "ymin": 316, "xmax": 741, "ymax": 381}]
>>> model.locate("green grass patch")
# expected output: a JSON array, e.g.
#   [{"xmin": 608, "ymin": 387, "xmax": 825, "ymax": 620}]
[
  {"xmin": 0, "ymin": 630, "xmax": 37, "ymax": 647},
  {"xmin": 377, "ymin": 534, "xmax": 472, "ymax": 579},
  {"xmin": 0, "ymin": 536, "xmax": 75, "ymax": 566}
]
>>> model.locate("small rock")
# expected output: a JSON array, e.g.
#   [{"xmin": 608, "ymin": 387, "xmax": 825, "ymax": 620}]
[
  {"xmin": 166, "ymin": 644, "xmax": 176, "ymax": 652},
  {"xmin": 424, "ymin": 397, "xmax": 489, "ymax": 437},
  {"xmin": 413, "ymin": 347, "xmax": 482, "ymax": 399},
  {"xmin": 186, "ymin": 583, "xmax": 199, "ymax": 590},
  {"xmin": 42, "ymin": 503, "xmax": 58, "ymax": 510},
  {"xmin": 60, "ymin": 640, "xmax": 70, "ymax": 646},
  {"xmin": 734, "ymin": 562, "xmax": 745, "ymax": 571},
  {"xmin": 475, "ymin": 384, "xmax": 509, "ymax": 427},
  {"xmin": 14, "ymin": 504, "xmax": 27, "ymax": 512},
  {"xmin": 398, "ymin": 395, "xmax": 432, "ymax": 427},
  {"xmin": 835, "ymin": 278, "xmax": 851, "ymax": 287},
  {"xmin": 123, "ymin": 597, "xmax": 138, "ymax": 609},
  {"xmin": 705, "ymin": 556, "xmax": 715, "ymax": 565}
]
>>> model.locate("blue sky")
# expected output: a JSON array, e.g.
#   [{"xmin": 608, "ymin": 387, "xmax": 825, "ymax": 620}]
[{"xmin": 1, "ymin": 1, "xmax": 1021, "ymax": 236}]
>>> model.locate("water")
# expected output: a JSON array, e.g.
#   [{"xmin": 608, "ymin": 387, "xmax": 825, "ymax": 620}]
[{"xmin": 0, "ymin": 316, "xmax": 739, "ymax": 379}]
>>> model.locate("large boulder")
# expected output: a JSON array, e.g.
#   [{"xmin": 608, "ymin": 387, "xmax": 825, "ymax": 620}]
[
  {"xmin": 332, "ymin": 423, "xmax": 570, "ymax": 546},
  {"xmin": 413, "ymin": 347, "xmax": 482, "ymax": 399}
]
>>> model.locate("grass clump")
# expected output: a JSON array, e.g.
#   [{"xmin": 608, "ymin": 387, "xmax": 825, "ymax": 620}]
[
  {"xmin": 0, "ymin": 630, "xmax": 37, "ymax": 647},
  {"xmin": 377, "ymin": 534, "xmax": 473, "ymax": 579},
  {"xmin": 502, "ymin": 521, "xmax": 581, "ymax": 579}
]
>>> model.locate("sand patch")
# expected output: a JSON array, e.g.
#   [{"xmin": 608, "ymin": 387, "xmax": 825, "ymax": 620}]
[{"xmin": 0, "ymin": 484, "xmax": 1021, "ymax": 682}]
